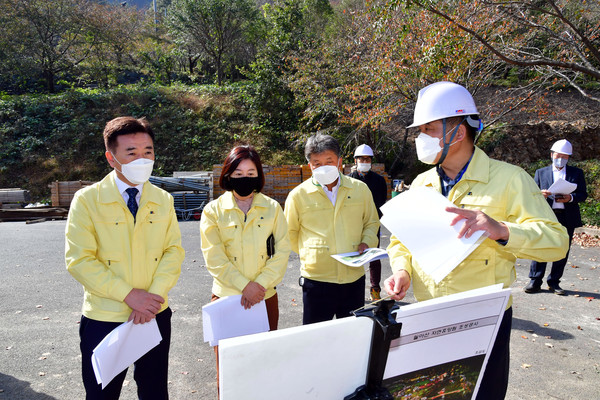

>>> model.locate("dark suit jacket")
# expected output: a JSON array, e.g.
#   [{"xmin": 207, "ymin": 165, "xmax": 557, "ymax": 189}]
[
  {"xmin": 348, "ymin": 170, "xmax": 388, "ymax": 218},
  {"xmin": 533, "ymin": 165, "xmax": 587, "ymax": 229}
]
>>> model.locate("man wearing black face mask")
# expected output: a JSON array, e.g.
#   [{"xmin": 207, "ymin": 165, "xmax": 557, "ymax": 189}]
[{"xmin": 525, "ymin": 139, "xmax": 588, "ymax": 295}]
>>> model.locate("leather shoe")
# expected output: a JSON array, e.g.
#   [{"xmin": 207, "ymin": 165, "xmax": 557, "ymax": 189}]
[
  {"xmin": 523, "ymin": 281, "xmax": 541, "ymax": 293},
  {"xmin": 548, "ymin": 283, "xmax": 566, "ymax": 295}
]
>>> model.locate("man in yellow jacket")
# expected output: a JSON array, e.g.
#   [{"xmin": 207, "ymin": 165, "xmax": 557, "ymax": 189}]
[
  {"xmin": 65, "ymin": 116, "xmax": 184, "ymax": 399},
  {"xmin": 384, "ymin": 82, "xmax": 568, "ymax": 400},
  {"xmin": 285, "ymin": 133, "xmax": 380, "ymax": 325}
]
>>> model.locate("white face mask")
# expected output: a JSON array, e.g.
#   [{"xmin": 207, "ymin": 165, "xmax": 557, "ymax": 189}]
[
  {"xmin": 357, "ymin": 162, "xmax": 371, "ymax": 173},
  {"xmin": 111, "ymin": 153, "xmax": 154, "ymax": 185},
  {"xmin": 415, "ymin": 133, "xmax": 443, "ymax": 164},
  {"xmin": 552, "ymin": 157, "xmax": 567, "ymax": 169},
  {"xmin": 312, "ymin": 165, "xmax": 340, "ymax": 186}
]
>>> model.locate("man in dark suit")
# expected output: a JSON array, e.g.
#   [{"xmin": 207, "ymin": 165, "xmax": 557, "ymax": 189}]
[{"xmin": 524, "ymin": 139, "xmax": 587, "ymax": 295}]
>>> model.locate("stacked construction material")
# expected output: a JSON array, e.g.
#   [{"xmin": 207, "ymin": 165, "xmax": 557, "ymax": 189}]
[
  {"xmin": 212, "ymin": 163, "xmax": 391, "ymax": 206},
  {"xmin": 50, "ymin": 181, "xmax": 94, "ymax": 207},
  {"xmin": 0, "ymin": 188, "xmax": 31, "ymax": 209},
  {"xmin": 262, "ymin": 165, "xmax": 303, "ymax": 205},
  {"xmin": 149, "ymin": 176, "xmax": 210, "ymax": 220},
  {"xmin": 212, "ymin": 165, "xmax": 303, "ymax": 207}
]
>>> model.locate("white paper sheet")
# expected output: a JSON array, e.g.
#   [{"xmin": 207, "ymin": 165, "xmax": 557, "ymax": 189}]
[
  {"xmin": 202, "ymin": 294, "xmax": 269, "ymax": 346},
  {"xmin": 91, "ymin": 319, "xmax": 162, "ymax": 389},
  {"xmin": 218, "ymin": 316, "xmax": 373, "ymax": 400},
  {"xmin": 331, "ymin": 248, "xmax": 388, "ymax": 267},
  {"xmin": 547, "ymin": 178, "xmax": 577, "ymax": 195},
  {"xmin": 380, "ymin": 186, "xmax": 488, "ymax": 283}
]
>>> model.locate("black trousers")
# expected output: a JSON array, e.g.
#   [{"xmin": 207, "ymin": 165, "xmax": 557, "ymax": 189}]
[
  {"xmin": 369, "ymin": 229, "xmax": 382, "ymax": 290},
  {"xmin": 301, "ymin": 275, "xmax": 365, "ymax": 325},
  {"xmin": 79, "ymin": 308, "xmax": 172, "ymax": 400},
  {"xmin": 475, "ymin": 307, "xmax": 512, "ymax": 400},
  {"xmin": 529, "ymin": 211, "xmax": 575, "ymax": 286}
]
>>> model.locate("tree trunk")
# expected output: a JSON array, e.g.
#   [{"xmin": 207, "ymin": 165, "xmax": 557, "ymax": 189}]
[
  {"xmin": 216, "ymin": 53, "xmax": 222, "ymax": 86},
  {"xmin": 188, "ymin": 56, "xmax": 196, "ymax": 75},
  {"xmin": 44, "ymin": 69, "xmax": 55, "ymax": 93}
]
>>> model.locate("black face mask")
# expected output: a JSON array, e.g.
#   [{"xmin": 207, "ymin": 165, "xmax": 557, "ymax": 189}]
[{"xmin": 229, "ymin": 176, "xmax": 260, "ymax": 197}]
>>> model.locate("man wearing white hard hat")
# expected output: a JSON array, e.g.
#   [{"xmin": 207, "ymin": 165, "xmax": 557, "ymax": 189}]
[
  {"xmin": 384, "ymin": 82, "xmax": 568, "ymax": 400},
  {"xmin": 348, "ymin": 144, "xmax": 388, "ymax": 300},
  {"xmin": 524, "ymin": 139, "xmax": 588, "ymax": 295}
]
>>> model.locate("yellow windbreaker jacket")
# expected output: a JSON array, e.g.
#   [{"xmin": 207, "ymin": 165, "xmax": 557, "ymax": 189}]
[
  {"xmin": 200, "ymin": 191, "xmax": 291, "ymax": 299},
  {"xmin": 65, "ymin": 171, "xmax": 184, "ymax": 322},
  {"xmin": 285, "ymin": 174, "xmax": 380, "ymax": 284},
  {"xmin": 388, "ymin": 147, "xmax": 569, "ymax": 306}
]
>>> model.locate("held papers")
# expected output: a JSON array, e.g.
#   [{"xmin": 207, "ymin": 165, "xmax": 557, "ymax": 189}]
[
  {"xmin": 380, "ymin": 186, "xmax": 488, "ymax": 283},
  {"xmin": 91, "ymin": 319, "xmax": 162, "ymax": 389},
  {"xmin": 331, "ymin": 248, "xmax": 388, "ymax": 267},
  {"xmin": 202, "ymin": 294, "xmax": 270, "ymax": 346},
  {"xmin": 548, "ymin": 178, "xmax": 577, "ymax": 195},
  {"xmin": 384, "ymin": 284, "xmax": 511, "ymax": 399}
]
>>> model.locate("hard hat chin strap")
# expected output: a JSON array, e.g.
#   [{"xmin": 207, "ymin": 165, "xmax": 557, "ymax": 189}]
[{"xmin": 436, "ymin": 118, "xmax": 464, "ymax": 166}]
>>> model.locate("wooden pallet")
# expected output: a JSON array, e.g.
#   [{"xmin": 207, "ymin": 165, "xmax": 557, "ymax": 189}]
[{"xmin": 49, "ymin": 181, "xmax": 95, "ymax": 207}]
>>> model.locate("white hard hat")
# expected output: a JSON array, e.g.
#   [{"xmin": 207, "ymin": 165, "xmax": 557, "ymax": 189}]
[
  {"xmin": 550, "ymin": 139, "xmax": 572, "ymax": 155},
  {"xmin": 354, "ymin": 144, "xmax": 374, "ymax": 157},
  {"xmin": 408, "ymin": 81, "xmax": 479, "ymax": 128}
]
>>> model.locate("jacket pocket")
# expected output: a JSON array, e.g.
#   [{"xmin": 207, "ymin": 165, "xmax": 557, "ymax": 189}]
[
  {"xmin": 220, "ymin": 221, "xmax": 238, "ymax": 243},
  {"xmin": 98, "ymin": 252, "xmax": 123, "ymax": 273},
  {"xmin": 446, "ymin": 251, "xmax": 495, "ymax": 294},
  {"xmin": 299, "ymin": 238, "xmax": 329, "ymax": 269},
  {"xmin": 459, "ymin": 194, "xmax": 503, "ymax": 221}
]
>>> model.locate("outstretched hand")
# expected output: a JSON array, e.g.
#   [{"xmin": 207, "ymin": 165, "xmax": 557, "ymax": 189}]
[{"xmin": 446, "ymin": 207, "xmax": 509, "ymax": 241}]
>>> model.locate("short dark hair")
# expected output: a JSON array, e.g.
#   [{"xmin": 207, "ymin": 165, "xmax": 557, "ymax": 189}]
[
  {"xmin": 304, "ymin": 133, "xmax": 340, "ymax": 161},
  {"xmin": 103, "ymin": 116, "xmax": 154, "ymax": 152},
  {"xmin": 219, "ymin": 145, "xmax": 265, "ymax": 192}
]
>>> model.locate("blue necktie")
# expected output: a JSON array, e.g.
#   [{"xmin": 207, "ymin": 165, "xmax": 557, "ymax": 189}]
[{"xmin": 125, "ymin": 187, "xmax": 139, "ymax": 218}]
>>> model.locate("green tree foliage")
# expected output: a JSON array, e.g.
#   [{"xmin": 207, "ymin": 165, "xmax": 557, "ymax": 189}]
[
  {"xmin": 1, "ymin": 0, "xmax": 99, "ymax": 93},
  {"xmin": 0, "ymin": 83, "xmax": 299, "ymax": 199},
  {"xmin": 245, "ymin": 0, "xmax": 333, "ymax": 132},
  {"xmin": 83, "ymin": 3, "xmax": 145, "ymax": 88},
  {"xmin": 167, "ymin": 0, "xmax": 261, "ymax": 85}
]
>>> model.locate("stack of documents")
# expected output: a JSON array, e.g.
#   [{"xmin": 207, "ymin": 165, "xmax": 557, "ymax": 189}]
[
  {"xmin": 380, "ymin": 186, "xmax": 488, "ymax": 283},
  {"xmin": 202, "ymin": 295, "xmax": 270, "ymax": 346},
  {"xmin": 92, "ymin": 319, "xmax": 162, "ymax": 389},
  {"xmin": 548, "ymin": 178, "xmax": 577, "ymax": 195}
]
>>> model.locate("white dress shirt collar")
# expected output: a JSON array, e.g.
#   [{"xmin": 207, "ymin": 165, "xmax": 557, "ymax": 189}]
[{"xmin": 114, "ymin": 175, "xmax": 144, "ymax": 206}]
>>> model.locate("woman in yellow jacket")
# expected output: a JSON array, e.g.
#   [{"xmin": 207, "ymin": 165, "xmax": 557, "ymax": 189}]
[{"xmin": 200, "ymin": 145, "xmax": 291, "ymax": 331}]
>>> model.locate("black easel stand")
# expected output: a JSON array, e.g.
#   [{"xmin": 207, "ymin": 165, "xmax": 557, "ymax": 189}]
[{"xmin": 344, "ymin": 300, "xmax": 403, "ymax": 400}]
